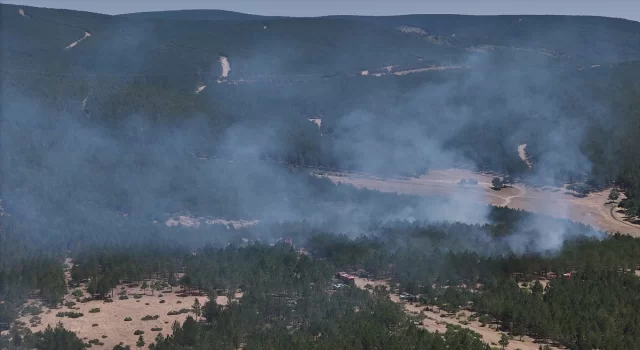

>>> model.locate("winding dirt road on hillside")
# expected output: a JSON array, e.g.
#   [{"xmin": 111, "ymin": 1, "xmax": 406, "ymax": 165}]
[
  {"xmin": 321, "ymin": 169, "xmax": 640, "ymax": 236},
  {"xmin": 64, "ymin": 31, "xmax": 91, "ymax": 50}
]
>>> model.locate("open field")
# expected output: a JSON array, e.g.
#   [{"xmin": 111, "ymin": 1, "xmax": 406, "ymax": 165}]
[
  {"xmin": 5, "ymin": 260, "xmax": 226, "ymax": 349},
  {"xmin": 321, "ymin": 169, "xmax": 640, "ymax": 236},
  {"xmin": 353, "ymin": 276, "xmax": 562, "ymax": 350}
]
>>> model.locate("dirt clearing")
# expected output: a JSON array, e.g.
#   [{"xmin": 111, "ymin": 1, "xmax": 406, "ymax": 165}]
[
  {"xmin": 320, "ymin": 169, "xmax": 640, "ymax": 236},
  {"xmin": 12, "ymin": 260, "xmax": 217, "ymax": 349},
  {"xmin": 220, "ymin": 56, "xmax": 230, "ymax": 78},
  {"xmin": 308, "ymin": 118, "xmax": 322, "ymax": 128},
  {"xmin": 518, "ymin": 144, "xmax": 532, "ymax": 169},
  {"xmin": 195, "ymin": 84, "xmax": 206, "ymax": 94},
  {"xmin": 353, "ymin": 276, "xmax": 560, "ymax": 350},
  {"xmin": 165, "ymin": 215, "xmax": 258, "ymax": 229}
]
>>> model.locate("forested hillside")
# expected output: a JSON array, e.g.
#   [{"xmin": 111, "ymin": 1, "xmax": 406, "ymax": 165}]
[
  {"xmin": 3, "ymin": 213, "xmax": 638, "ymax": 349},
  {"xmin": 3, "ymin": 3, "xmax": 640, "ymax": 220},
  {"xmin": 3, "ymin": 5, "xmax": 640, "ymax": 348}
]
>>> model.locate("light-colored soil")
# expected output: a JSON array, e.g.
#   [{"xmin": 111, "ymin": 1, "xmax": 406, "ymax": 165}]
[
  {"xmin": 64, "ymin": 32, "xmax": 91, "ymax": 50},
  {"xmin": 195, "ymin": 84, "xmax": 207, "ymax": 94},
  {"xmin": 353, "ymin": 277, "xmax": 560, "ymax": 349},
  {"xmin": 393, "ymin": 65, "xmax": 468, "ymax": 75},
  {"xmin": 320, "ymin": 169, "xmax": 640, "ymax": 236},
  {"xmin": 165, "ymin": 215, "xmax": 258, "ymax": 229},
  {"xmin": 12, "ymin": 260, "xmax": 217, "ymax": 349},
  {"xmin": 308, "ymin": 118, "xmax": 322, "ymax": 128},
  {"xmin": 518, "ymin": 144, "xmax": 532, "ymax": 169},
  {"xmin": 360, "ymin": 70, "xmax": 369, "ymax": 76},
  {"xmin": 18, "ymin": 8, "xmax": 26, "ymax": 17},
  {"xmin": 220, "ymin": 56, "xmax": 230, "ymax": 78}
]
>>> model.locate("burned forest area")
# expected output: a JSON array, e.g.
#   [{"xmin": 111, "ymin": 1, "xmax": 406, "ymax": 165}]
[{"xmin": 3, "ymin": 3, "xmax": 640, "ymax": 350}]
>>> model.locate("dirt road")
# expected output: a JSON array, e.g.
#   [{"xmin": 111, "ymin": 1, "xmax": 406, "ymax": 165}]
[{"xmin": 322, "ymin": 169, "xmax": 640, "ymax": 237}]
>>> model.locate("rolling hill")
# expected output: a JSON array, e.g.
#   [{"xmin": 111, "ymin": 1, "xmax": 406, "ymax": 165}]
[{"xmin": 2, "ymin": 3, "xmax": 640, "ymax": 232}]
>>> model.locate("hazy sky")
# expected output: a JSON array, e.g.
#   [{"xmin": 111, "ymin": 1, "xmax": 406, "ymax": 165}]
[{"xmin": 2, "ymin": 0, "xmax": 639, "ymax": 22}]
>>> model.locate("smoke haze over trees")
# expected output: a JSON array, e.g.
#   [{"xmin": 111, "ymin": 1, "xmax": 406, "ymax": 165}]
[{"xmin": 2, "ymin": 3, "xmax": 640, "ymax": 349}]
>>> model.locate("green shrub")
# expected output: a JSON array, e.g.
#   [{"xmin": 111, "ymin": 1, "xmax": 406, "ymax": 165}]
[
  {"xmin": 141, "ymin": 315, "xmax": 160, "ymax": 321},
  {"xmin": 89, "ymin": 308, "xmax": 100, "ymax": 313},
  {"xmin": 22, "ymin": 305, "xmax": 43, "ymax": 316},
  {"xmin": 167, "ymin": 309, "xmax": 192, "ymax": 316},
  {"xmin": 133, "ymin": 330, "xmax": 144, "ymax": 335},
  {"xmin": 159, "ymin": 300, "xmax": 165, "ymax": 304},
  {"xmin": 124, "ymin": 317, "xmax": 132, "ymax": 321},
  {"xmin": 71, "ymin": 290, "xmax": 83, "ymax": 297},
  {"xmin": 119, "ymin": 295, "xmax": 129, "ymax": 300},
  {"xmin": 151, "ymin": 327, "xmax": 162, "ymax": 331}
]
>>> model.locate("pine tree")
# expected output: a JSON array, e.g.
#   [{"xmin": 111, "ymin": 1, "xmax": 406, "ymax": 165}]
[
  {"xmin": 192, "ymin": 298, "xmax": 201, "ymax": 320},
  {"xmin": 499, "ymin": 333, "xmax": 510, "ymax": 349},
  {"xmin": 141, "ymin": 281, "xmax": 149, "ymax": 295},
  {"xmin": 136, "ymin": 335, "xmax": 145, "ymax": 349}
]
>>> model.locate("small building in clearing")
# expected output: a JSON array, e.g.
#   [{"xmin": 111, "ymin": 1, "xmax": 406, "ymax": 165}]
[{"xmin": 336, "ymin": 272, "xmax": 356, "ymax": 285}]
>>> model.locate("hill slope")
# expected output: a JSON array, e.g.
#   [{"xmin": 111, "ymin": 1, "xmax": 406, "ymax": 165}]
[{"xmin": 2, "ymin": 4, "xmax": 640, "ymax": 229}]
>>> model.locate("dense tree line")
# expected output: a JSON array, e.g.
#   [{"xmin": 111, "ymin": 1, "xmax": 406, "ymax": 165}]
[
  {"xmin": 309, "ymin": 227, "xmax": 640, "ymax": 349},
  {"xmin": 3, "ymin": 210, "xmax": 638, "ymax": 349}
]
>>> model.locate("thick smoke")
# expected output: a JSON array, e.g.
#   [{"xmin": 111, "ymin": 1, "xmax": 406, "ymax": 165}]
[{"xmin": 0, "ymin": 13, "xmax": 612, "ymax": 255}]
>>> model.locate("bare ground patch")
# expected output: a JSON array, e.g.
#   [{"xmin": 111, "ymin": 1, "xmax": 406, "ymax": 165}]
[
  {"xmin": 353, "ymin": 276, "xmax": 560, "ymax": 350},
  {"xmin": 13, "ymin": 260, "xmax": 217, "ymax": 349},
  {"xmin": 320, "ymin": 169, "xmax": 640, "ymax": 236}
]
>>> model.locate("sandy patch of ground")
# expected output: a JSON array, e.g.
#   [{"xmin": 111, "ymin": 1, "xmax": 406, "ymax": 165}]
[
  {"xmin": 204, "ymin": 218, "xmax": 259, "ymax": 229},
  {"xmin": 320, "ymin": 169, "xmax": 640, "ymax": 236},
  {"xmin": 12, "ymin": 260, "xmax": 217, "ymax": 349},
  {"xmin": 398, "ymin": 26, "xmax": 428, "ymax": 35},
  {"xmin": 353, "ymin": 276, "xmax": 560, "ymax": 349},
  {"xmin": 393, "ymin": 65, "xmax": 468, "ymax": 76},
  {"xmin": 308, "ymin": 118, "xmax": 322, "ymax": 128},
  {"xmin": 360, "ymin": 70, "xmax": 369, "ymax": 76},
  {"xmin": 220, "ymin": 56, "xmax": 230, "ymax": 78},
  {"xmin": 518, "ymin": 144, "xmax": 532, "ymax": 169},
  {"xmin": 18, "ymin": 8, "xmax": 26, "ymax": 17},
  {"xmin": 64, "ymin": 32, "xmax": 91, "ymax": 50},
  {"xmin": 20, "ymin": 289, "xmax": 207, "ymax": 349},
  {"xmin": 165, "ymin": 215, "xmax": 258, "ymax": 229},
  {"xmin": 195, "ymin": 84, "xmax": 207, "ymax": 94}
]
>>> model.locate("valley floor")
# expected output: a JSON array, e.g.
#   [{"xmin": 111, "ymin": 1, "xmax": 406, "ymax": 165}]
[{"xmin": 320, "ymin": 168, "xmax": 640, "ymax": 236}]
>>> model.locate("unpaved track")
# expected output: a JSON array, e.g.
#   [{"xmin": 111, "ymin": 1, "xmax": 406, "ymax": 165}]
[
  {"xmin": 353, "ymin": 277, "xmax": 560, "ymax": 350},
  {"xmin": 64, "ymin": 31, "xmax": 91, "ymax": 50},
  {"xmin": 322, "ymin": 169, "xmax": 640, "ymax": 236}
]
